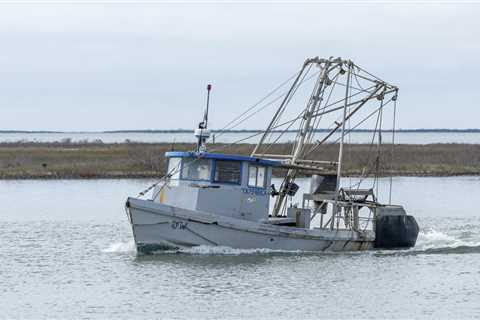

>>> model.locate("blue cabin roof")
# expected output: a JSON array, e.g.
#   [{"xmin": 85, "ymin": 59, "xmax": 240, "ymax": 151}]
[{"xmin": 165, "ymin": 151, "xmax": 281, "ymax": 167}]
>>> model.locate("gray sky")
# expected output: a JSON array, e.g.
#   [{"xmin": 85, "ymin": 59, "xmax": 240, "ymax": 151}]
[{"xmin": 0, "ymin": 1, "xmax": 479, "ymax": 131}]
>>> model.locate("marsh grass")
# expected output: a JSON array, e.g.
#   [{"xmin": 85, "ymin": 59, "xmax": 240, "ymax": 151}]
[{"xmin": 0, "ymin": 142, "xmax": 479, "ymax": 179}]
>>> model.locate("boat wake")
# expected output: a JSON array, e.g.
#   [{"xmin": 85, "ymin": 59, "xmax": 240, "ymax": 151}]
[
  {"xmin": 177, "ymin": 233, "xmax": 480, "ymax": 256},
  {"xmin": 418, "ymin": 245, "xmax": 480, "ymax": 255},
  {"xmin": 102, "ymin": 240, "xmax": 136, "ymax": 253},
  {"xmin": 175, "ymin": 245, "xmax": 305, "ymax": 255},
  {"xmin": 408, "ymin": 228, "xmax": 480, "ymax": 255},
  {"xmin": 103, "ymin": 241, "xmax": 309, "ymax": 255},
  {"xmin": 373, "ymin": 226, "xmax": 480, "ymax": 256},
  {"xmin": 103, "ymin": 227, "xmax": 480, "ymax": 256}
]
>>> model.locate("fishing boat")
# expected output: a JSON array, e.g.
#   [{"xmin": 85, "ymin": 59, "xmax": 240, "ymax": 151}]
[{"xmin": 125, "ymin": 57, "xmax": 419, "ymax": 253}]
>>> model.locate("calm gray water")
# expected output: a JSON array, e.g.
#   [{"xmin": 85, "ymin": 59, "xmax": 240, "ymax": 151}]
[
  {"xmin": 1, "ymin": 177, "xmax": 480, "ymax": 319},
  {"xmin": 2, "ymin": 131, "xmax": 480, "ymax": 144}
]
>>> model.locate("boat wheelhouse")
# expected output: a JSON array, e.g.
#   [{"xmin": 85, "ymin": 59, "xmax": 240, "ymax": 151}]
[{"xmin": 154, "ymin": 152, "xmax": 280, "ymax": 222}]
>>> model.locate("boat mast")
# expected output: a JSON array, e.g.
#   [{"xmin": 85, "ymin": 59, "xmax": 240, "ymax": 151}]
[
  {"xmin": 271, "ymin": 58, "xmax": 336, "ymax": 217},
  {"xmin": 332, "ymin": 61, "xmax": 352, "ymax": 228},
  {"xmin": 204, "ymin": 84, "xmax": 212, "ymax": 129}
]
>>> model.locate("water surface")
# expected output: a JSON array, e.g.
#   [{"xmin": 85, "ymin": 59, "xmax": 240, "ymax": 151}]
[{"xmin": 1, "ymin": 177, "xmax": 479, "ymax": 319}]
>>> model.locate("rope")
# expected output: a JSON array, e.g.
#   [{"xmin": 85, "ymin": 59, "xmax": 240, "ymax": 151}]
[
  {"xmin": 138, "ymin": 162, "xmax": 179, "ymax": 197},
  {"xmin": 353, "ymin": 67, "xmax": 366, "ymax": 91},
  {"xmin": 354, "ymin": 63, "xmax": 392, "ymax": 86}
]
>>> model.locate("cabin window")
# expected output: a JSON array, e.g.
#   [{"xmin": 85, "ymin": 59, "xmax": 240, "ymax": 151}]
[
  {"xmin": 167, "ymin": 157, "xmax": 181, "ymax": 180},
  {"xmin": 214, "ymin": 160, "xmax": 241, "ymax": 184},
  {"xmin": 248, "ymin": 165, "xmax": 266, "ymax": 188},
  {"xmin": 181, "ymin": 158, "xmax": 211, "ymax": 181}
]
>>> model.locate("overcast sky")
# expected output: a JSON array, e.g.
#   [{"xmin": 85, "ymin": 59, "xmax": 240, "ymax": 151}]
[{"xmin": 0, "ymin": 1, "xmax": 479, "ymax": 131}]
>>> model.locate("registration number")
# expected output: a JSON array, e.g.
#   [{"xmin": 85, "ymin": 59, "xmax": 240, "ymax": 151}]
[{"xmin": 171, "ymin": 221, "xmax": 188, "ymax": 230}]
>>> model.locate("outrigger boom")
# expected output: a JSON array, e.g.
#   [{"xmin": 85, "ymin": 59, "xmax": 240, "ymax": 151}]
[{"xmin": 251, "ymin": 57, "xmax": 398, "ymax": 217}]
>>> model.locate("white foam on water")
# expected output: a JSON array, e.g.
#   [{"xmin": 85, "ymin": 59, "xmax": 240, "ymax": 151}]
[
  {"xmin": 176, "ymin": 245, "xmax": 304, "ymax": 256},
  {"xmin": 102, "ymin": 228, "xmax": 480, "ymax": 256},
  {"xmin": 416, "ymin": 228, "xmax": 480, "ymax": 251},
  {"xmin": 103, "ymin": 240, "xmax": 136, "ymax": 253}
]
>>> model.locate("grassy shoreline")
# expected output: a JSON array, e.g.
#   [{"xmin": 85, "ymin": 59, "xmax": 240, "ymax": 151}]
[{"xmin": 1, "ymin": 142, "xmax": 480, "ymax": 179}]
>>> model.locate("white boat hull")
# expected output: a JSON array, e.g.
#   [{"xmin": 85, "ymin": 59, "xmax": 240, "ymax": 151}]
[{"xmin": 126, "ymin": 198, "xmax": 375, "ymax": 253}]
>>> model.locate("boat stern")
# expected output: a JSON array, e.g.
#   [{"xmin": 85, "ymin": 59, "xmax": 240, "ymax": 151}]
[{"xmin": 374, "ymin": 206, "xmax": 419, "ymax": 249}]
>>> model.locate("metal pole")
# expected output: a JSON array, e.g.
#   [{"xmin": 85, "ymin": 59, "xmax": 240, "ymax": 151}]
[
  {"xmin": 205, "ymin": 84, "xmax": 212, "ymax": 129},
  {"xmin": 389, "ymin": 93, "xmax": 398, "ymax": 204},
  {"xmin": 197, "ymin": 84, "xmax": 212, "ymax": 152},
  {"xmin": 332, "ymin": 61, "xmax": 351, "ymax": 229},
  {"xmin": 271, "ymin": 60, "xmax": 331, "ymax": 216},
  {"xmin": 376, "ymin": 100, "xmax": 383, "ymax": 198}
]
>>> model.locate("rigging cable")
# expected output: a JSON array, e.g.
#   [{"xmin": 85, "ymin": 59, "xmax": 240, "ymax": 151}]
[
  {"xmin": 263, "ymin": 65, "xmax": 319, "ymax": 153},
  {"xmin": 301, "ymin": 82, "xmax": 390, "ymax": 160},
  {"xmin": 214, "ymin": 70, "xmax": 300, "ymax": 139},
  {"xmin": 263, "ymin": 64, "xmax": 315, "ymax": 152},
  {"xmin": 220, "ymin": 67, "xmax": 320, "ymax": 145},
  {"xmin": 375, "ymin": 97, "xmax": 384, "ymax": 198},
  {"xmin": 340, "ymin": 97, "xmax": 395, "ymax": 191},
  {"xmin": 262, "ymin": 67, "xmax": 336, "ymax": 157}
]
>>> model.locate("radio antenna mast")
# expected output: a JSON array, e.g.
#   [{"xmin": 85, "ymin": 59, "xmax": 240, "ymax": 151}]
[{"xmin": 195, "ymin": 84, "xmax": 213, "ymax": 152}]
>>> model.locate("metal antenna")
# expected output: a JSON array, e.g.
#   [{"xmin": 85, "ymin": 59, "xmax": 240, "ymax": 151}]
[
  {"xmin": 196, "ymin": 84, "xmax": 213, "ymax": 152},
  {"xmin": 201, "ymin": 84, "xmax": 212, "ymax": 129}
]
